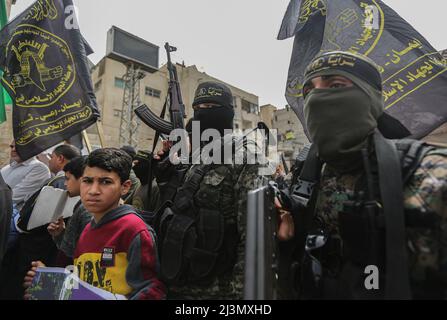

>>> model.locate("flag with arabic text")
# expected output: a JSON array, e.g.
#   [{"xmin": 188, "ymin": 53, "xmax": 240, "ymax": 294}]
[
  {"xmin": 279, "ymin": 0, "xmax": 447, "ymax": 139},
  {"xmin": 0, "ymin": 0, "xmax": 99, "ymax": 160}
]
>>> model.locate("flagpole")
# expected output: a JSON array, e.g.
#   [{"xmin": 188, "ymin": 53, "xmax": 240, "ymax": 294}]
[
  {"xmin": 0, "ymin": 0, "xmax": 8, "ymax": 123},
  {"xmin": 81, "ymin": 130, "xmax": 92, "ymax": 153}
]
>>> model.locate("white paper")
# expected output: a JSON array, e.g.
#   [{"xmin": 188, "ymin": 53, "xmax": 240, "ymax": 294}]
[{"xmin": 27, "ymin": 186, "xmax": 80, "ymax": 230}]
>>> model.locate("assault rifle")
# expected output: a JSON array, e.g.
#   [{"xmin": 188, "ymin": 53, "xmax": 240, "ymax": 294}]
[
  {"xmin": 244, "ymin": 145, "xmax": 314, "ymax": 300},
  {"xmin": 134, "ymin": 42, "xmax": 186, "ymax": 135},
  {"xmin": 133, "ymin": 43, "xmax": 187, "ymax": 209},
  {"xmin": 244, "ymin": 182, "xmax": 280, "ymax": 300}
]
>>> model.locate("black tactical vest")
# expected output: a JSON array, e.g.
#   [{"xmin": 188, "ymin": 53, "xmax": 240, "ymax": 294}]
[{"xmin": 155, "ymin": 163, "xmax": 240, "ymax": 286}]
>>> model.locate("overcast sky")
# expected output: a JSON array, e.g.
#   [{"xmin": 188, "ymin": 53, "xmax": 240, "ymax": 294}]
[{"xmin": 9, "ymin": 0, "xmax": 447, "ymax": 109}]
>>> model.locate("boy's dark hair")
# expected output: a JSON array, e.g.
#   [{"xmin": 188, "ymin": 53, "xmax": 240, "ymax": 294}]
[
  {"xmin": 120, "ymin": 145, "xmax": 136, "ymax": 160},
  {"xmin": 63, "ymin": 156, "xmax": 87, "ymax": 179},
  {"xmin": 54, "ymin": 144, "xmax": 81, "ymax": 161},
  {"xmin": 84, "ymin": 148, "xmax": 132, "ymax": 183}
]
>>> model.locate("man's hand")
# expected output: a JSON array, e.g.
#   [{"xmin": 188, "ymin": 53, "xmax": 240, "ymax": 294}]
[
  {"xmin": 153, "ymin": 140, "xmax": 173, "ymax": 160},
  {"xmin": 47, "ymin": 217, "xmax": 65, "ymax": 238},
  {"xmin": 274, "ymin": 164, "xmax": 286, "ymax": 179},
  {"xmin": 23, "ymin": 261, "xmax": 46, "ymax": 300},
  {"xmin": 275, "ymin": 197, "xmax": 295, "ymax": 241}
]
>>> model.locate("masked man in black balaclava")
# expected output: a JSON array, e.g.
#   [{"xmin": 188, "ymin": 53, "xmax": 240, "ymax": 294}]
[
  {"xmin": 277, "ymin": 51, "xmax": 447, "ymax": 300},
  {"xmin": 192, "ymin": 81, "xmax": 235, "ymax": 137},
  {"xmin": 152, "ymin": 81, "xmax": 263, "ymax": 300}
]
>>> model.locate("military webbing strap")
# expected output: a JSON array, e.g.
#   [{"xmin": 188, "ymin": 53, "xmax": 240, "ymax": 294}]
[
  {"xmin": 173, "ymin": 165, "xmax": 211, "ymax": 215},
  {"xmin": 160, "ymin": 165, "xmax": 217, "ymax": 283},
  {"xmin": 147, "ymin": 95, "xmax": 169, "ymax": 206},
  {"xmin": 374, "ymin": 131, "xmax": 411, "ymax": 299},
  {"xmin": 395, "ymin": 139, "xmax": 434, "ymax": 184},
  {"xmin": 290, "ymin": 144, "xmax": 322, "ymax": 208}
]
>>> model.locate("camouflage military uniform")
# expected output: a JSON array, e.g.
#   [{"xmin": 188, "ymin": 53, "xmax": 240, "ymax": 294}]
[
  {"xmin": 122, "ymin": 169, "xmax": 141, "ymax": 204},
  {"xmin": 313, "ymin": 148, "xmax": 447, "ymax": 297},
  {"xmin": 168, "ymin": 162, "xmax": 264, "ymax": 299},
  {"xmin": 132, "ymin": 180, "xmax": 161, "ymax": 212}
]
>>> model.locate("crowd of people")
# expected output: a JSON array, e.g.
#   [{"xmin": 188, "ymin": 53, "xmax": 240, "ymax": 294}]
[{"xmin": 0, "ymin": 52, "xmax": 446, "ymax": 300}]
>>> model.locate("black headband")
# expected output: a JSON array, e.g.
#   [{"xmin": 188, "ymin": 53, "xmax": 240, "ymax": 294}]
[{"xmin": 303, "ymin": 51, "xmax": 382, "ymax": 91}]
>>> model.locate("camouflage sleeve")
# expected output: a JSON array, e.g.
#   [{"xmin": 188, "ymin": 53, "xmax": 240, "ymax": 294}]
[
  {"xmin": 403, "ymin": 150, "xmax": 447, "ymax": 286},
  {"xmin": 229, "ymin": 163, "xmax": 270, "ymax": 298},
  {"xmin": 235, "ymin": 163, "xmax": 268, "ymax": 236},
  {"xmin": 123, "ymin": 169, "xmax": 141, "ymax": 204},
  {"xmin": 403, "ymin": 151, "xmax": 447, "ymax": 217}
]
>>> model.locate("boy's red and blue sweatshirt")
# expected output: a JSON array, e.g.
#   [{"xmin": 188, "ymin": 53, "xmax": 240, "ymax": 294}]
[{"xmin": 73, "ymin": 205, "xmax": 165, "ymax": 299}]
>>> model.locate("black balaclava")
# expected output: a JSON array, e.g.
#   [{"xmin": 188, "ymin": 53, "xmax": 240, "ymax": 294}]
[
  {"xmin": 192, "ymin": 81, "xmax": 235, "ymax": 136},
  {"xmin": 302, "ymin": 51, "xmax": 385, "ymax": 173}
]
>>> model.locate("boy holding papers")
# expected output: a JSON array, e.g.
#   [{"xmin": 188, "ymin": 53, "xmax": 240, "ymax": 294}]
[{"xmin": 25, "ymin": 148, "xmax": 165, "ymax": 300}]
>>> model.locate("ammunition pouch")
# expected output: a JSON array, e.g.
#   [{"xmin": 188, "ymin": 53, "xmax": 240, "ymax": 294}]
[
  {"xmin": 157, "ymin": 165, "xmax": 235, "ymax": 286},
  {"xmin": 159, "ymin": 206, "xmax": 227, "ymax": 285}
]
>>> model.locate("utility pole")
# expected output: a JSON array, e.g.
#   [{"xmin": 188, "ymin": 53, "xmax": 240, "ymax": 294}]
[{"xmin": 119, "ymin": 63, "xmax": 146, "ymax": 148}]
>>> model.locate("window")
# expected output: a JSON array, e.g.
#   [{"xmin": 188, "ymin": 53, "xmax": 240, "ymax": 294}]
[
  {"xmin": 145, "ymin": 86, "xmax": 161, "ymax": 98},
  {"xmin": 114, "ymin": 77, "xmax": 125, "ymax": 89},
  {"xmin": 233, "ymin": 96, "xmax": 238, "ymax": 108},
  {"xmin": 94, "ymin": 80, "xmax": 102, "ymax": 92},
  {"xmin": 241, "ymin": 99, "xmax": 259, "ymax": 114}
]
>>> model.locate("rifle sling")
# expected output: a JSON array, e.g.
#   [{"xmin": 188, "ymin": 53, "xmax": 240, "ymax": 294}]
[
  {"xmin": 147, "ymin": 94, "xmax": 170, "ymax": 206},
  {"xmin": 374, "ymin": 131, "xmax": 411, "ymax": 299}
]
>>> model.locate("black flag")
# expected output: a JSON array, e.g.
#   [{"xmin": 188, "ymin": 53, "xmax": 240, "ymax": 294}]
[
  {"xmin": 279, "ymin": 0, "xmax": 447, "ymax": 139},
  {"xmin": 0, "ymin": 0, "xmax": 99, "ymax": 160}
]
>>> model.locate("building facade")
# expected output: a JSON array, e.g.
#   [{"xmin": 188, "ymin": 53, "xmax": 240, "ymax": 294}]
[
  {"xmin": 260, "ymin": 104, "xmax": 309, "ymax": 168},
  {"xmin": 88, "ymin": 57, "xmax": 263, "ymax": 150}
]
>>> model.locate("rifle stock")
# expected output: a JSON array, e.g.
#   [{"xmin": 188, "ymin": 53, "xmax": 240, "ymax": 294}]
[
  {"xmin": 134, "ymin": 104, "xmax": 173, "ymax": 135},
  {"xmin": 134, "ymin": 42, "xmax": 185, "ymax": 136}
]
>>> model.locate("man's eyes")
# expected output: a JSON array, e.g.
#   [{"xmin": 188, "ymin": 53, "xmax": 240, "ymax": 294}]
[
  {"xmin": 81, "ymin": 178, "xmax": 112, "ymax": 184},
  {"xmin": 329, "ymin": 82, "xmax": 348, "ymax": 88},
  {"xmin": 303, "ymin": 81, "xmax": 349, "ymax": 96},
  {"xmin": 303, "ymin": 85, "xmax": 313, "ymax": 97}
]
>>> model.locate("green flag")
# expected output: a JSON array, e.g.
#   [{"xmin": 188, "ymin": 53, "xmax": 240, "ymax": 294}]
[{"xmin": 0, "ymin": 0, "xmax": 10, "ymax": 123}]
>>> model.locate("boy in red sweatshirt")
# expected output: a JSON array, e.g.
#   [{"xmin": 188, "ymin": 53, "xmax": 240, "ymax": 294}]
[{"xmin": 25, "ymin": 148, "xmax": 165, "ymax": 300}]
